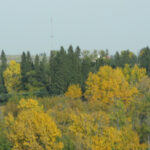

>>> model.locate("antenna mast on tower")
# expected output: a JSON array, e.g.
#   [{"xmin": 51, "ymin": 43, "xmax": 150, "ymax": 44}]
[{"xmin": 50, "ymin": 17, "xmax": 54, "ymax": 50}]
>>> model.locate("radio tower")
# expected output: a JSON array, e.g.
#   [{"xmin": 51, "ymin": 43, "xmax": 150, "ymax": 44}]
[{"xmin": 50, "ymin": 17, "xmax": 54, "ymax": 50}]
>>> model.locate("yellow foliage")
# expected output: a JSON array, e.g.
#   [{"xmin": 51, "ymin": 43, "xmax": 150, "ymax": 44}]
[
  {"xmin": 85, "ymin": 66, "xmax": 138, "ymax": 105},
  {"xmin": 5, "ymin": 99, "xmax": 63, "ymax": 150},
  {"xmin": 123, "ymin": 64, "xmax": 146, "ymax": 84},
  {"xmin": 3, "ymin": 96, "xmax": 148, "ymax": 150},
  {"xmin": 18, "ymin": 98, "xmax": 43, "ymax": 112},
  {"xmin": 84, "ymin": 72, "xmax": 101, "ymax": 101},
  {"xmin": 123, "ymin": 64, "xmax": 131, "ymax": 82},
  {"xmin": 65, "ymin": 84, "xmax": 82, "ymax": 99},
  {"xmin": 69, "ymin": 111, "xmax": 109, "ymax": 149},
  {"xmin": 69, "ymin": 110, "xmax": 146, "ymax": 150},
  {"xmin": 137, "ymin": 76, "xmax": 150, "ymax": 95},
  {"xmin": 69, "ymin": 112, "xmax": 99, "ymax": 138},
  {"xmin": 92, "ymin": 126, "xmax": 147, "ymax": 150},
  {"xmin": 131, "ymin": 64, "xmax": 146, "ymax": 83},
  {"xmin": 3, "ymin": 60, "xmax": 21, "ymax": 93},
  {"xmin": 69, "ymin": 111, "xmax": 109, "ymax": 137},
  {"xmin": 47, "ymin": 106, "xmax": 73, "ymax": 133}
]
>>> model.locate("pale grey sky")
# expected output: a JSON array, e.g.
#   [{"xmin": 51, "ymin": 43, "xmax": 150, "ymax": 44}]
[{"xmin": 0, "ymin": 0, "xmax": 150, "ymax": 55}]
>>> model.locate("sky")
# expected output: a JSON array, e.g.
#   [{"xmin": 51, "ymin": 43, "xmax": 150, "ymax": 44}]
[{"xmin": 0, "ymin": 0, "xmax": 150, "ymax": 55}]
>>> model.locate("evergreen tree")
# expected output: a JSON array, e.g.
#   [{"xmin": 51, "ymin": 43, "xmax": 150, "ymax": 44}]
[
  {"xmin": 20, "ymin": 51, "xmax": 35, "ymax": 92},
  {"xmin": 21, "ymin": 52, "xmax": 27, "ymax": 76},
  {"xmin": 139, "ymin": 47, "xmax": 150, "ymax": 75},
  {"xmin": 0, "ymin": 50, "xmax": 7, "ymax": 96},
  {"xmin": 21, "ymin": 52, "xmax": 27, "ymax": 89},
  {"xmin": 40, "ymin": 53, "xmax": 48, "ymax": 85},
  {"xmin": 26, "ymin": 51, "xmax": 33, "ymax": 72},
  {"xmin": 34, "ymin": 54, "xmax": 40, "ymax": 74},
  {"xmin": 0, "ymin": 50, "xmax": 7, "ymax": 72},
  {"xmin": 49, "ymin": 47, "xmax": 68, "ymax": 95},
  {"xmin": 48, "ymin": 50, "xmax": 57, "ymax": 93},
  {"xmin": 74, "ymin": 46, "xmax": 82, "ymax": 83},
  {"xmin": 81, "ymin": 51, "xmax": 92, "ymax": 92},
  {"xmin": 67, "ymin": 45, "xmax": 78, "ymax": 85},
  {"xmin": 120, "ymin": 50, "xmax": 137, "ymax": 67},
  {"xmin": 34, "ymin": 54, "xmax": 41, "ymax": 85},
  {"xmin": 113, "ymin": 51, "xmax": 121, "ymax": 67},
  {"xmin": 29, "ymin": 54, "xmax": 49, "ymax": 96},
  {"xmin": 39, "ymin": 53, "xmax": 49, "ymax": 94}
]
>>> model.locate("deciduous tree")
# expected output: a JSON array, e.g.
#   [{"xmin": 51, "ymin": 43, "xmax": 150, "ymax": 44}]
[
  {"xmin": 85, "ymin": 66, "xmax": 138, "ymax": 105},
  {"xmin": 3, "ymin": 60, "xmax": 21, "ymax": 93},
  {"xmin": 65, "ymin": 84, "xmax": 82, "ymax": 99},
  {"xmin": 5, "ymin": 99, "xmax": 63, "ymax": 150}
]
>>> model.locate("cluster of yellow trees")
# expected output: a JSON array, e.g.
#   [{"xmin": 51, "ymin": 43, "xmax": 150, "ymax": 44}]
[
  {"xmin": 5, "ymin": 99, "xmax": 63, "ymax": 150},
  {"xmin": 5, "ymin": 98, "xmax": 147, "ymax": 150},
  {"xmin": 66, "ymin": 65, "xmax": 146, "ymax": 104},
  {"xmin": 2, "ymin": 63, "xmax": 149, "ymax": 149}
]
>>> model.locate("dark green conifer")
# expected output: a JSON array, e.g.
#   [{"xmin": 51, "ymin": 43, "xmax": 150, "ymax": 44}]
[{"xmin": 0, "ymin": 50, "xmax": 7, "ymax": 101}]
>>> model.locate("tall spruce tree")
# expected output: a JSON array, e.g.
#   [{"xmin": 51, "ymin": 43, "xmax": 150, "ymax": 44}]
[
  {"xmin": 21, "ymin": 52, "xmax": 27, "ymax": 75},
  {"xmin": 21, "ymin": 51, "xmax": 34, "ymax": 91},
  {"xmin": 34, "ymin": 54, "xmax": 40, "ymax": 74},
  {"xmin": 26, "ymin": 51, "xmax": 33, "ymax": 72},
  {"xmin": 81, "ymin": 53, "xmax": 91, "ymax": 92},
  {"xmin": 0, "ymin": 50, "xmax": 7, "ymax": 95},
  {"xmin": 139, "ymin": 47, "xmax": 150, "ymax": 75},
  {"xmin": 1, "ymin": 50, "xmax": 7, "ymax": 71},
  {"xmin": 39, "ymin": 53, "xmax": 49, "ymax": 95},
  {"xmin": 67, "ymin": 45, "xmax": 78, "ymax": 85},
  {"xmin": 49, "ymin": 47, "xmax": 68, "ymax": 95},
  {"xmin": 40, "ymin": 53, "xmax": 49, "ymax": 86},
  {"xmin": 113, "ymin": 51, "xmax": 121, "ymax": 67},
  {"xmin": 74, "ymin": 46, "xmax": 82, "ymax": 83},
  {"xmin": 34, "ymin": 54, "xmax": 44, "ymax": 87},
  {"xmin": 21, "ymin": 52, "xmax": 27, "ymax": 89}
]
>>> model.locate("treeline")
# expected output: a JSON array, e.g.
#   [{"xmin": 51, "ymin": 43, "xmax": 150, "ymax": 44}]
[
  {"xmin": 0, "ymin": 46, "xmax": 150, "ymax": 101},
  {"xmin": 0, "ymin": 65, "xmax": 149, "ymax": 149},
  {"xmin": 0, "ymin": 46, "xmax": 150, "ymax": 149}
]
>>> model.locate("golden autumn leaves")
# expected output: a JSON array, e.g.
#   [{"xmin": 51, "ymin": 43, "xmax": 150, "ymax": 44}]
[
  {"xmin": 3, "ymin": 60, "xmax": 21, "ymax": 93},
  {"xmin": 65, "ymin": 84, "xmax": 82, "ymax": 99},
  {"xmin": 5, "ymin": 98, "xmax": 146, "ymax": 150},
  {"xmin": 63, "ymin": 65, "xmax": 147, "ymax": 149},
  {"xmin": 4, "ymin": 60, "xmax": 146, "ymax": 104},
  {"xmin": 85, "ymin": 66, "xmax": 139, "ymax": 105},
  {"xmin": 5, "ymin": 99, "xmax": 63, "ymax": 150},
  {"xmin": 3, "ymin": 61, "xmax": 148, "ymax": 149},
  {"xmin": 66, "ymin": 65, "xmax": 146, "ymax": 106}
]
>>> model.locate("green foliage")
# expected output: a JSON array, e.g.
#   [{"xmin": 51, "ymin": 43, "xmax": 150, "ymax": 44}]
[
  {"xmin": 62, "ymin": 135, "xmax": 76, "ymax": 150},
  {"xmin": 0, "ymin": 92, "xmax": 149, "ymax": 150},
  {"xmin": 123, "ymin": 64, "xmax": 146, "ymax": 84},
  {"xmin": 130, "ymin": 97, "xmax": 150, "ymax": 145},
  {"xmin": 49, "ymin": 47, "xmax": 68, "ymax": 95},
  {"xmin": 139, "ymin": 47, "xmax": 150, "ymax": 75},
  {"xmin": 0, "ymin": 124, "xmax": 11, "ymax": 150},
  {"xmin": 0, "ymin": 50, "xmax": 7, "ymax": 98},
  {"xmin": 0, "ymin": 107, "xmax": 11, "ymax": 150},
  {"xmin": 113, "ymin": 50, "xmax": 137, "ymax": 68},
  {"xmin": 49, "ymin": 46, "xmax": 82, "ymax": 95},
  {"xmin": 20, "ymin": 52, "xmax": 49, "ymax": 95},
  {"xmin": 1, "ymin": 47, "xmax": 150, "ymax": 149}
]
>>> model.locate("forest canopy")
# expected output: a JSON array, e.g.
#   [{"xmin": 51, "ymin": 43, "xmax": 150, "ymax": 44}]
[{"xmin": 0, "ymin": 46, "xmax": 150, "ymax": 149}]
